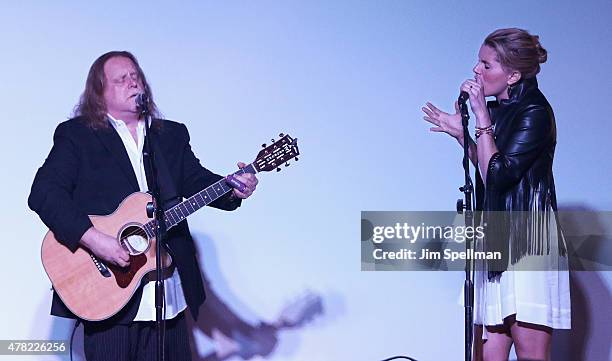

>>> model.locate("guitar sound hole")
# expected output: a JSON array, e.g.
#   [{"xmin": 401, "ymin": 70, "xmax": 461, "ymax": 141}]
[{"xmin": 120, "ymin": 225, "xmax": 150, "ymax": 256}]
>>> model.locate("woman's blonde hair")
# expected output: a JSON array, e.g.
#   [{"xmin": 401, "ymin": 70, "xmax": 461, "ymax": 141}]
[{"xmin": 484, "ymin": 28, "xmax": 547, "ymax": 79}]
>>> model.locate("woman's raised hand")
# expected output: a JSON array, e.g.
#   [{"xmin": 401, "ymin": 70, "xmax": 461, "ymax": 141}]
[{"xmin": 422, "ymin": 101, "xmax": 463, "ymax": 141}]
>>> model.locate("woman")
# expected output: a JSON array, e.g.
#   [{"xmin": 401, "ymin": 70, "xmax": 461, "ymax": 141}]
[{"xmin": 422, "ymin": 28, "xmax": 571, "ymax": 361}]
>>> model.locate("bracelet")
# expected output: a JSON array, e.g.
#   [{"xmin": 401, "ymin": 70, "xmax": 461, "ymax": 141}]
[
  {"xmin": 475, "ymin": 124, "xmax": 494, "ymax": 131},
  {"xmin": 475, "ymin": 124, "xmax": 494, "ymax": 139},
  {"xmin": 475, "ymin": 129, "xmax": 494, "ymax": 139}
]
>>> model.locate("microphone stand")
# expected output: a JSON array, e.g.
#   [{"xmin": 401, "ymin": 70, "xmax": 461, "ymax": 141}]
[
  {"xmin": 456, "ymin": 94, "xmax": 475, "ymax": 361},
  {"xmin": 139, "ymin": 96, "xmax": 167, "ymax": 361}
]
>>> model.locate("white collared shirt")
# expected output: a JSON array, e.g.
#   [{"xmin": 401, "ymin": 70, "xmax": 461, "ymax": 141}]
[{"xmin": 107, "ymin": 114, "xmax": 187, "ymax": 321}]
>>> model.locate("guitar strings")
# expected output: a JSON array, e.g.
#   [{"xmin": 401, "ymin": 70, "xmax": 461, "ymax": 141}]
[
  {"xmin": 116, "ymin": 175, "xmax": 241, "ymax": 242},
  {"xmin": 116, "ymin": 167, "xmax": 252, "ymax": 244}
]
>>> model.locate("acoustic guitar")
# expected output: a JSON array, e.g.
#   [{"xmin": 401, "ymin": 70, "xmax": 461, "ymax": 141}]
[{"xmin": 41, "ymin": 133, "xmax": 299, "ymax": 321}]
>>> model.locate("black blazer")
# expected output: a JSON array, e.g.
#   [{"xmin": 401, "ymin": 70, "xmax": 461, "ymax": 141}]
[{"xmin": 28, "ymin": 116, "xmax": 241, "ymax": 324}]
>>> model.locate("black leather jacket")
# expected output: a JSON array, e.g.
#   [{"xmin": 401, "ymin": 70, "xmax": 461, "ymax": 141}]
[{"xmin": 475, "ymin": 77, "xmax": 567, "ymax": 276}]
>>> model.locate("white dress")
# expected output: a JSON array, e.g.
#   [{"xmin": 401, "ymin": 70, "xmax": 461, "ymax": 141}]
[{"xmin": 473, "ymin": 206, "xmax": 572, "ymax": 338}]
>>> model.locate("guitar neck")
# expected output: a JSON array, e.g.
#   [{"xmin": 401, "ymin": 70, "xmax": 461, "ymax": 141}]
[{"xmin": 142, "ymin": 163, "xmax": 257, "ymax": 237}]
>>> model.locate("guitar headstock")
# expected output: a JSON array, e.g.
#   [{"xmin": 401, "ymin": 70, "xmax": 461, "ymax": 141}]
[
  {"xmin": 254, "ymin": 133, "xmax": 300, "ymax": 173},
  {"xmin": 277, "ymin": 291, "xmax": 323, "ymax": 328}
]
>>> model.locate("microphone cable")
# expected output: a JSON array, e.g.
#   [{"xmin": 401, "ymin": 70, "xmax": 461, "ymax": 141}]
[{"xmin": 69, "ymin": 319, "xmax": 81, "ymax": 361}]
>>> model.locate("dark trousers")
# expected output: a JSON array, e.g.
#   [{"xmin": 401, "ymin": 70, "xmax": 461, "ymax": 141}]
[{"xmin": 83, "ymin": 312, "xmax": 192, "ymax": 361}]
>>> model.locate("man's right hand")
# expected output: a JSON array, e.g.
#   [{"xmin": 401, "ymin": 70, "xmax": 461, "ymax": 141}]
[{"xmin": 80, "ymin": 227, "xmax": 131, "ymax": 267}]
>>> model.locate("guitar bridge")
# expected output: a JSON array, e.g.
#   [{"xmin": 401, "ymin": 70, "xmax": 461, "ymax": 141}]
[{"xmin": 90, "ymin": 253, "xmax": 111, "ymax": 277}]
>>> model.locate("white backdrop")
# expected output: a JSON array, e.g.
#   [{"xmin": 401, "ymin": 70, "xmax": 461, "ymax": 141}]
[{"xmin": 1, "ymin": 1, "xmax": 610, "ymax": 360}]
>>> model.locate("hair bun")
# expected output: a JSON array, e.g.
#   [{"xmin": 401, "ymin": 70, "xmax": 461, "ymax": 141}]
[
  {"xmin": 485, "ymin": 28, "xmax": 547, "ymax": 78},
  {"xmin": 532, "ymin": 35, "xmax": 548, "ymax": 64}
]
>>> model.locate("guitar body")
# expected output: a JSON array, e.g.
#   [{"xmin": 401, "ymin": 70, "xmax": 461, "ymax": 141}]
[{"xmin": 41, "ymin": 192, "xmax": 172, "ymax": 321}]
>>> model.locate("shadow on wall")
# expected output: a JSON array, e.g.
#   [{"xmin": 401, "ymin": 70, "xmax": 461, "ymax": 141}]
[
  {"xmin": 549, "ymin": 204, "xmax": 612, "ymax": 361},
  {"xmin": 186, "ymin": 232, "xmax": 324, "ymax": 361}
]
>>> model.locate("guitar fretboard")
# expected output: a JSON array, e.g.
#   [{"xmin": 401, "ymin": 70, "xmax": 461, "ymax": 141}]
[{"xmin": 142, "ymin": 164, "xmax": 257, "ymax": 238}]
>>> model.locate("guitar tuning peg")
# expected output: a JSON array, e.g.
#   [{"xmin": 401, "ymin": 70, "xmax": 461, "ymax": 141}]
[
  {"xmin": 262, "ymin": 143, "xmax": 267, "ymax": 148},
  {"xmin": 276, "ymin": 167, "xmax": 281, "ymax": 172},
  {"xmin": 271, "ymin": 138, "xmax": 275, "ymax": 143},
  {"xmin": 285, "ymin": 162, "xmax": 290, "ymax": 167},
  {"xmin": 294, "ymin": 156, "xmax": 299, "ymax": 161},
  {"xmin": 279, "ymin": 132, "xmax": 285, "ymax": 137}
]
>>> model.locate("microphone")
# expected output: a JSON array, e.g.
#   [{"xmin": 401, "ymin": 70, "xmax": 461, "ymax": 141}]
[
  {"xmin": 458, "ymin": 91, "xmax": 469, "ymax": 104},
  {"xmin": 135, "ymin": 93, "xmax": 149, "ymax": 113}
]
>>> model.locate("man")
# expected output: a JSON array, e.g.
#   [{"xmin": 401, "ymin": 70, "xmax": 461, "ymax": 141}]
[{"xmin": 28, "ymin": 51, "xmax": 258, "ymax": 361}]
